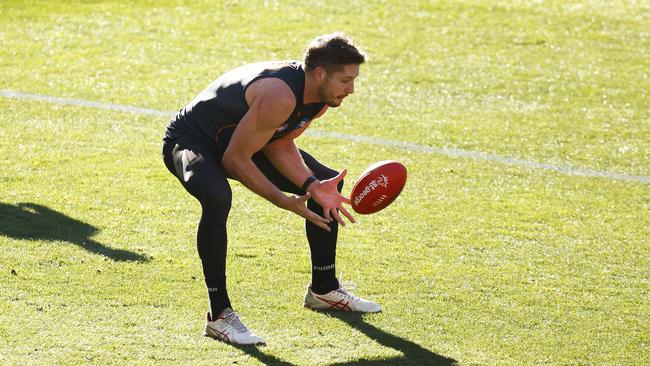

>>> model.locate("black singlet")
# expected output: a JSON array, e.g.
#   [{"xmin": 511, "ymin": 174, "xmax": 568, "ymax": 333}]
[{"xmin": 164, "ymin": 61, "xmax": 326, "ymax": 154}]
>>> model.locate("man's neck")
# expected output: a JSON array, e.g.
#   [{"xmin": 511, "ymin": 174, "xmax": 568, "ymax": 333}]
[{"xmin": 303, "ymin": 70, "xmax": 321, "ymax": 104}]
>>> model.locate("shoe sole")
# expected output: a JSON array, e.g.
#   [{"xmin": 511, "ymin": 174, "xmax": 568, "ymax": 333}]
[
  {"xmin": 203, "ymin": 331, "xmax": 266, "ymax": 346},
  {"xmin": 303, "ymin": 303, "xmax": 382, "ymax": 313}
]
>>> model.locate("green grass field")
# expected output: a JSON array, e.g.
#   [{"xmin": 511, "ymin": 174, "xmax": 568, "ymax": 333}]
[{"xmin": 1, "ymin": 1, "xmax": 649, "ymax": 365}]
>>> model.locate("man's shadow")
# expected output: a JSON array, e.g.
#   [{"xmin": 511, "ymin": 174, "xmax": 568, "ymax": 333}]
[
  {"xmin": 325, "ymin": 311, "xmax": 457, "ymax": 366},
  {"xmin": 231, "ymin": 311, "xmax": 457, "ymax": 366},
  {"xmin": 0, "ymin": 202, "xmax": 147, "ymax": 262}
]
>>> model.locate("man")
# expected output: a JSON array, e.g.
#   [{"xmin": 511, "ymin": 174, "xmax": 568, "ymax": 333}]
[{"xmin": 162, "ymin": 32, "xmax": 380, "ymax": 346}]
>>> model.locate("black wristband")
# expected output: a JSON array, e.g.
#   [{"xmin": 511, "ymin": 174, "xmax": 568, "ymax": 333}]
[{"xmin": 301, "ymin": 175, "xmax": 318, "ymax": 191}]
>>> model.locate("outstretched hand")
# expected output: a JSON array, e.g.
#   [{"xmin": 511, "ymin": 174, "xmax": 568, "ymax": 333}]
[
  {"xmin": 307, "ymin": 169, "xmax": 356, "ymax": 227},
  {"xmin": 280, "ymin": 193, "xmax": 332, "ymax": 231}
]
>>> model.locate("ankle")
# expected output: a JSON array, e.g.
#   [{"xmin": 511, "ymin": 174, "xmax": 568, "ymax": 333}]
[{"xmin": 310, "ymin": 282, "xmax": 338, "ymax": 295}]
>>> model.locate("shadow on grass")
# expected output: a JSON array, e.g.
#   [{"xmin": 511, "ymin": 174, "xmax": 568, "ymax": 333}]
[
  {"xmin": 0, "ymin": 202, "xmax": 148, "ymax": 262},
  {"xmin": 229, "ymin": 311, "xmax": 456, "ymax": 366},
  {"xmin": 325, "ymin": 311, "xmax": 457, "ymax": 366},
  {"xmin": 231, "ymin": 344, "xmax": 296, "ymax": 366}
]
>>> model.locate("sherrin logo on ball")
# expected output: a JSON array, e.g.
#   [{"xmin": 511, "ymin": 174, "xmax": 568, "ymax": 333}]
[
  {"xmin": 350, "ymin": 160, "xmax": 407, "ymax": 214},
  {"xmin": 353, "ymin": 174, "xmax": 388, "ymax": 206}
]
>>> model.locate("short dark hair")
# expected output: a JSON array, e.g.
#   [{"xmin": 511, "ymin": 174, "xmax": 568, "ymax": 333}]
[{"xmin": 304, "ymin": 32, "xmax": 366, "ymax": 72}]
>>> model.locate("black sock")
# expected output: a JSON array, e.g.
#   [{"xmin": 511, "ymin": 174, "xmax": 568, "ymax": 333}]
[
  {"xmin": 206, "ymin": 278, "xmax": 231, "ymax": 319},
  {"xmin": 310, "ymin": 262, "xmax": 339, "ymax": 294},
  {"xmin": 306, "ymin": 183, "xmax": 342, "ymax": 295}
]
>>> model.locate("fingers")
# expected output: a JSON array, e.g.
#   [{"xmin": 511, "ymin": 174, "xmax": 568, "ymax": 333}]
[
  {"xmin": 330, "ymin": 205, "xmax": 356, "ymax": 227},
  {"xmin": 309, "ymin": 216, "xmax": 331, "ymax": 232},
  {"xmin": 331, "ymin": 209, "xmax": 344, "ymax": 227},
  {"xmin": 305, "ymin": 208, "xmax": 331, "ymax": 232},
  {"xmin": 339, "ymin": 205, "xmax": 356, "ymax": 224},
  {"xmin": 292, "ymin": 193, "xmax": 331, "ymax": 231},
  {"xmin": 323, "ymin": 207, "xmax": 332, "ymax": 222},
  {"xmin": 334, "ymin": 169, "xmax": 348, "ymax": 182},
  {"xmin": 295, "ymin": 187, "xmax": 357, "ymax": 230}
]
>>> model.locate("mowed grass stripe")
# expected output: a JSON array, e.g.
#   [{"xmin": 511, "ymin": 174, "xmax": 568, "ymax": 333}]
[{"xmin": 2, "ymin": 88, "xmax": 649, "ymax": 185}]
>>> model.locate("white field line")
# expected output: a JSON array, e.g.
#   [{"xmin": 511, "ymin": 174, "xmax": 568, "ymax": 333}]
[
  {"xmin": 2, "ymin": 89, "xmax": 649, "ymax": 184},
  {"xmin": 1, "ymin": 89, "xmax": 171, "ymax": 117}
]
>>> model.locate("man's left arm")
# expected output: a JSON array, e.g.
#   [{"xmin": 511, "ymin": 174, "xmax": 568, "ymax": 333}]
[
  {"xmin": 260, "ymin": 105, "xmax": 326, "ymax": 189},
  {"xmin": 261, "ymin": 136, "xmax": 313, "ymax": 188},
  {"xmin": 261, "ymin": 107, "xmax": 355, "ymax": 225}
]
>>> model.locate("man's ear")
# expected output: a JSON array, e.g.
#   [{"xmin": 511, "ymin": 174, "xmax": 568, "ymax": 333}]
[{"xmin": 314, "ymin": 66, "xmax": 327, "ymax": 82}]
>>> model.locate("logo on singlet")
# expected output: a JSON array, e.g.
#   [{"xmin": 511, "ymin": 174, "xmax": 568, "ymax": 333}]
[
  {"xmin": 275, "ymin": 116, "xmax": 310, "ymax": 136},
  {"xmin": 298, "ymin": 116, "xmax": 310, "ymax": 127},
  {"xmin": 276, "ymin": 122, "xmax": 290, "ymax": 133}
]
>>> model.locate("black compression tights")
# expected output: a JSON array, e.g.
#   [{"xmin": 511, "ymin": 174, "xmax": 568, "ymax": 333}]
[{"xmin": 163, "ymin": 137, "xmax": 341, "ymax": 317}]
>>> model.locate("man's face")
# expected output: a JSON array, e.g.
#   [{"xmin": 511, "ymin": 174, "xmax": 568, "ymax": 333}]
[{"xmin": 318, "ymin": 64, "xmax": 360, "ymax": 107}]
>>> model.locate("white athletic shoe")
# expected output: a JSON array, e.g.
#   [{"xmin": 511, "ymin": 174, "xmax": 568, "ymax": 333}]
[
  {"xmin": 204, "ymin": 308, "xmax": 265, "ymax": 345},
  {"xmin": 304, "ymin": 283, "xmax": 381, "ymax": 313}
]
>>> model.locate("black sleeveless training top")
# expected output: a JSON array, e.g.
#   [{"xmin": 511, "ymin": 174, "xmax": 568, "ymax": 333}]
[{"xmin": 164, "ymin": 61, "xmax": 326, "ymax": 154}]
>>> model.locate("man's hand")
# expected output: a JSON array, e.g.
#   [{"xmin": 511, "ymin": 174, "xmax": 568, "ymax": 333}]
[
  {"xmin": 279, "ymin": 193, "xmax": 332, "ymax": 231},
  {"xmin": 307, "ymin": 169, "xmax": 356, "ymax": 226}
]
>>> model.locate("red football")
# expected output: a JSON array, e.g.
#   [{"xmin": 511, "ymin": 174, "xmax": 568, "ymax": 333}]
[{"xmin": 350, "ymin": 160, "xmax": 407, "ymax": 214}]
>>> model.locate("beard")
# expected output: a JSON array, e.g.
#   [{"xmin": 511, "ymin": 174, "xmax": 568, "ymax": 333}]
[{"xmin": 318, "ymin": 83, "xmax": 343, "ymax": 107}]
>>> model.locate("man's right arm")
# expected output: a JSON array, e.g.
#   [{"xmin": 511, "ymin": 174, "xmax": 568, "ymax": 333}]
[{"xmin": 221, "ymin": 78, "xmax": 331, "ymax": 231}]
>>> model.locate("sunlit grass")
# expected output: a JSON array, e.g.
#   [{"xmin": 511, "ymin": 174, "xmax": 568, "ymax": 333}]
[{"xmin": 1, "ymin": 1, "xmax": 648, "ymax": 365}]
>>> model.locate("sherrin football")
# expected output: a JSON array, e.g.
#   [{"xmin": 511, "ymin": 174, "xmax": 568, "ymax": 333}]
[{"xmin": 350, "ymin": 160, "xmax": 407, "ymax": 214}]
